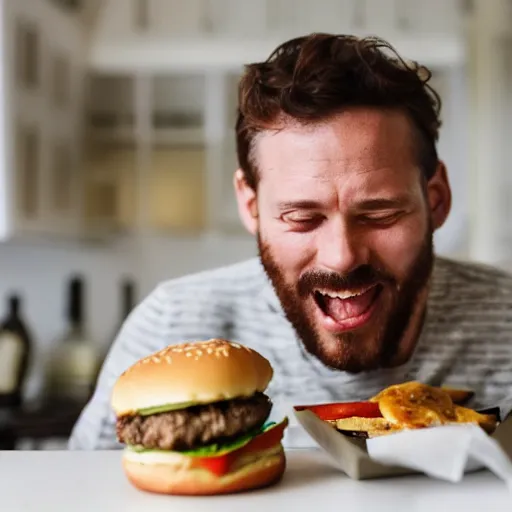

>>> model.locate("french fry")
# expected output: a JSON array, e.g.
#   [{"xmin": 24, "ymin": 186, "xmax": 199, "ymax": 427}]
[
  {"xmin": 441, "ymin": 386, "xmax": 475, "ymax": 405},
  {"xmin": 308, "ymin": 382, "xmax": 498, "ymax": 439}
]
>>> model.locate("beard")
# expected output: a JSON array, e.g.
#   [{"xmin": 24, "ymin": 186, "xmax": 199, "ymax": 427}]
[{"xmin": 258, "ymin": 228, "xmax": 434, "ymax": 373}]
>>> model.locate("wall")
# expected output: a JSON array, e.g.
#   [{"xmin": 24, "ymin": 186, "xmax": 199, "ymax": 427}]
[
  {"xmin": 429, "ymin": 65, "xmax": 470, "ymax": 256},
  {"xmin": 0, "ymin": 0, "xmax": 10, "ymax": 239}
]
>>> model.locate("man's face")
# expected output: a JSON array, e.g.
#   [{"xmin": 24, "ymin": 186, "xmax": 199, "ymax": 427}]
[{"xmin": 235, "ymin": 108, "xmax": 451, "ymax": 372}]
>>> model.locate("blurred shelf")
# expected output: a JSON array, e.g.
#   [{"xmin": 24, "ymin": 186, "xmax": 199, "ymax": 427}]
[
  {"xmin": 0, "ymin": 399, "xmax": 87, "ymax": 450},
  {"xmin": 89, "ymin": 33, "xmax": 467, "ymax": 73}
]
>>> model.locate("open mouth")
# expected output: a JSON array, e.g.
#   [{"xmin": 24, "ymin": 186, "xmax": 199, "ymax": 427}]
[{"xmin": 313, "ymin": 284, "xmax": 383, "ymax": 332}]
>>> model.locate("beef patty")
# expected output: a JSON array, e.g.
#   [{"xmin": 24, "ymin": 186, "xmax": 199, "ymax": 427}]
[{"xmin": 116, "ymin": 392, "xmax": 272, "ymax": 451}]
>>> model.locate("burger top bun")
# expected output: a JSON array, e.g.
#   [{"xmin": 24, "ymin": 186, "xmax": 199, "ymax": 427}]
[{"xmin": 111, "ymin": 339, "xmax": 274, "ymax": 416}]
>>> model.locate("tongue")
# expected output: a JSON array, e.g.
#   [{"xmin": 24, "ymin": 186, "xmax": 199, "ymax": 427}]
[{"xmin": 324, "ymin": 287, "xmax": 377, "ymax": 322}]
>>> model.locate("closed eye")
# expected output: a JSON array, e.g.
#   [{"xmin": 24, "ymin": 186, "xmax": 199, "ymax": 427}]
[
  {"xmin": 358, "ymin": 211, "xmax": 404, "ymax": 225},
  {"xmin": 281, "ymin": 213, "xmax": 324, "ymax": 231}
]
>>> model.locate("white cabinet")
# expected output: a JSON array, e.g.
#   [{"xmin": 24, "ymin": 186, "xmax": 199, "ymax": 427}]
[
  {"xmin": 147, "ymin": 148, "xmax": 206, "ymax": 231},
  {"xmin": 0, "ymin": 0, "xmax": 475, "ymax": 244},
  {"xmin": 81, "ymin": 144, "xmax": 210, "ymax": 234},
  {"xmin": 81, "ymin": 69, "xmax": 250, "ymax": 236},
  {"xmin": 204, "ymin": 0, "xmax": 268, "ymax": 37},
  {"xmin": 104, "ymin": 0, "xmax": 467, "ymax": 40},
  {"xmin": 149, "ymin": 0, "xmax": 205, "ymax": 37},
  {"xmin": 94, "ymin": 0, "xmax": 136, "ymax": 39},
  {"xmin": 83, "ymin": 72, "xmax": 211, "ymax": 234},
  {"xmin": 91, "ymin": 0, "xmax": 468, "ymax": 72},
  {"xmin": 82, "ymin": 146, "xmax": 136, "ymax": 233},
  {"xmin": 401, "ymin": 0, "xmax": 465, "ymax": 34},
  {"xmin": 0, "ymin": 0, "xmax": 89, "ymax": 242},
  {"xmin": 363, "ymin": 0, "xmax": 400, "ymax": 32}
]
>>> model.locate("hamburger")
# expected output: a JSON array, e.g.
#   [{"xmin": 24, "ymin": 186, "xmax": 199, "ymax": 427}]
[{"xmin": 111, "ymin": 338, "xmax": 288, "ymax": 495}]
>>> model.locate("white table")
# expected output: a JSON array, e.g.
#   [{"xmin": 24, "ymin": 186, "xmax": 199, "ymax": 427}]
[{"xmin": 0, "ymin": 449, "xmax": 509, "ymax": 511}]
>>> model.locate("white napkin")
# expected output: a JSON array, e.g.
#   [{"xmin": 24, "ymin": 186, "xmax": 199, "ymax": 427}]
[{"xmin": 366, "ymin": 423, "xmax": 512, "ymax": 488}]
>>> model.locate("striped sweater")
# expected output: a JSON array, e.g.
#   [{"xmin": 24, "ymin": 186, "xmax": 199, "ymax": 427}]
[{"xmin": 68, "ymin": 256, "xmax": 512, "ymax": 450}]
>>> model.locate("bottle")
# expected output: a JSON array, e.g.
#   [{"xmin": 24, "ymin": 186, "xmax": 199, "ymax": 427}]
[
  {"xmin": 94, "ymin": 278, "xmax": 137, "ymax": 384},
  {"xmin": 0, "ymin": 294, "xmax": 32, "ymax": 409},
  {"xmin": 119, "ymin": 279, "xmax": 136, "ymax": 329},
  {"xmin": 46, "ymin": 275, "xmax": 99, "ymax": 405}
]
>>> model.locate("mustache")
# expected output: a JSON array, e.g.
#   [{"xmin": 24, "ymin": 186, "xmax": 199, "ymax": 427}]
[{"xmin": 297, "ymin": 265, "xmax": 394, "ymax": 298}]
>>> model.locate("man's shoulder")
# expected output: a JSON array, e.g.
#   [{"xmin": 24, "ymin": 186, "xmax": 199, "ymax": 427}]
[
  {"xmin": 150, "ymin": 257, "xmax": 269, "ymax": 309},
  {"xmin": 429, "ymin": 256, "xmax": 512, "ymax": 317},
  {"xmin": 434, "ymin": 256, "xmax": 512, "ymax": 295}
]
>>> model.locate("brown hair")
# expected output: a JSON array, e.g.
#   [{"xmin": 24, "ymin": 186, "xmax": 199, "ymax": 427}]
[{"xmin": 236, "ymin": 33, "xmax": 442, "ymax": 190}]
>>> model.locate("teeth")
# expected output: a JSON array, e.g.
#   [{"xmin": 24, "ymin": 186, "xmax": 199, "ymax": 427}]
[{"xmin": 316, "ymin": 286, "xmax": 374, "ymax": 300}]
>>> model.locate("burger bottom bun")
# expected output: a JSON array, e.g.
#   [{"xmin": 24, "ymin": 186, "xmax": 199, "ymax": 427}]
[{"xmin": 122, "ymin": 446, "xmax": 286, "ymax": 496}]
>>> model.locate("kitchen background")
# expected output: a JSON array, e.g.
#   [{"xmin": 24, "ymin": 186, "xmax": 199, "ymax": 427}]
[{"xmin": 0, "ymin": 0, "xmax": 510, "ymax": 448}]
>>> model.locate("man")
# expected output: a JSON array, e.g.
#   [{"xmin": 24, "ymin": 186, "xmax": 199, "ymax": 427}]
[{"xmin": 69, "ymin": 34, "xmax": 512, "ymax": 450}]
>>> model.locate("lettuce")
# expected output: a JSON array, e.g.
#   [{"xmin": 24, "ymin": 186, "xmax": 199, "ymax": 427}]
[{"xmin": 136, "ymin": 401, "xmax": 198, "ymax": 416}]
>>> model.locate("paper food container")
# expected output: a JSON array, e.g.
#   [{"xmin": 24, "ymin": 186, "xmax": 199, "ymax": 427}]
[{"xmin": 293, "ymin": 406, "xmax": 512, "ymax": 481}]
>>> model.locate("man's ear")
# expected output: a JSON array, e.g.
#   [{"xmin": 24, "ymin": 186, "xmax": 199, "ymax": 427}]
[
  {"xmin": 427, "ymin": 160, "xmax": 452, "ymax": 230},
  {"xmin": 233, "ymin": 169, "xmax": 258, "ymax": 235}
]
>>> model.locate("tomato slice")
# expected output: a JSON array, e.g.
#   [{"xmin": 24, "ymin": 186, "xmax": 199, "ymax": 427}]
[
  {"xmin": 193, "ymin": 418, "xmax": 288, "ymax": 477},
  {"xmin": 195, "ymin": 453, "xmax": 233, "ymax": 477},
  {"xmin": 237, "ymin": 417, "xmax": 288, "ymax": 456},
  {"xmin": 294, "ymin": 401, "xmax": 382, "ymax": 421}
]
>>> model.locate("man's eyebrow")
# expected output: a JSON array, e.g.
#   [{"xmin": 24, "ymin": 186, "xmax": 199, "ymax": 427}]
[
  {"xmin": 277, "ymin": 200, "xmax": 323, "ymax": 211},
  {"xmin": 277, "ymin": 196, "xmax": 412, "ymax": 211},
  {"xmin": 356, "ymin": 196, "xmax": 412, "ymax": 210}
]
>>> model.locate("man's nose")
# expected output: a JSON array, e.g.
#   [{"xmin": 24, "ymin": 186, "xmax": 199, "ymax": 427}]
[{"xmin": 315, "ymin": 220, "xmax": 368, "ymax": 275}]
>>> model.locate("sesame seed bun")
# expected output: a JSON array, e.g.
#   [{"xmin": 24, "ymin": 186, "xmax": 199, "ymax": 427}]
[{"xmin": 111, "ymin": 339, "xmax": 274, "ymax": 416}]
